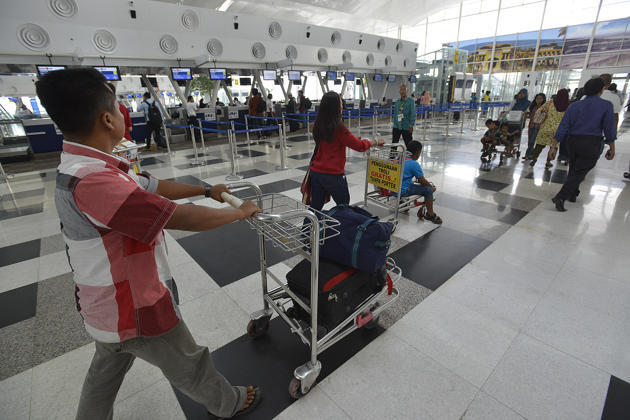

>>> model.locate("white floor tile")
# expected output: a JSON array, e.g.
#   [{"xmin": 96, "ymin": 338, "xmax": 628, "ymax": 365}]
[
  {"xmin": 483, "ymin": 333, "xmax": 609, "ymax": 420},
  {"xmin": 275, "ymin": 386, "xmax": 351, "ymax": 420},
  {"xmin": 389, "ymin": 293, "xmax": 517, "ymax": 387},
  {"xmin": 320, "ymin": 330, "xmax": 478, "ymax": 420},
  {"xmin": 0, "ymin": 368, "xmax": 32, "ymax": 420},
  {"xmin": 0, "ymin": 258, "xmax": 39, "ymax": 294},
  {"xmin": 170, "ymin": 260, "xmax": 220, "ymax": 304},
  {"xmin": 114, "ymin": 378, "xmax": 186, "ymax": 420},
  {"xmin": 38, "ymin": 250, "xmax": 71, "ymax": 281},
  {"xmin": 462, "ymin": 391, "xmax": 525, "ymax": 420}
]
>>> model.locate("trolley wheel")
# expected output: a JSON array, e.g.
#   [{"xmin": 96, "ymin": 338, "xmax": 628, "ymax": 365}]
[
  {"xmin": 289, "ymin": 378, "xmax": 305, "ymax": 399},
  {"xmin": 247, "ymin": 317, "xmax": 270, "ymax": 339},
  {"xmin": 417, "ymin": 206, "xmax": 426, "ymax": 219},
  {"xmin": 364, "ymin": 302, "xmax": 381, "ymax": 330},
  {"xmin": 624, "ymin": 172, "xmax": 630, "ymax": 179}
]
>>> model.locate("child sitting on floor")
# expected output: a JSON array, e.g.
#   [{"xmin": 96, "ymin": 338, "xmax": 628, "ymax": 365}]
[
  {"xmin": 481, "ymin": 119, "xmax": 500, "ymax": 157},
  {"xmin": 499, "ymin": 123, "xmax": 520, "ymax": 156},
  {"xmin": 401, "ymin": 141, "xmax": 442, "ymax": 224}
]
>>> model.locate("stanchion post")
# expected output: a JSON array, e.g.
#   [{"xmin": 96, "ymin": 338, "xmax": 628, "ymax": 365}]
[
  {"xmin": 445, "ymin": 107, "xmax": 450, "ymax": 137},
  {"xmin": 460, "ymin": 105, "xmax": 465, "ymax": 134},
  {"xmin": 276, "ymin": 116, "xmax": 289, "ymax": 170},
  {"xmin": 162, "ymin": 121, "xmax": 174, "ymax": 161},
  {"xmin": 422, "ymin": 109, "xmax": 427, "ymax": 141},
  {"xmin": 197, "ymin": 120, "xmax": 207, "ymax": 163},
  {"xmin": 372, "ymin": 113, "xmax": 376, "ymax": 139},
  {"xmin": 306, "ymin": 112, "xmax": 311, "ymax": 139},
  {"xmin": 190, "ymin": 123, "xmax": 201, "ymax": 165},
  {"xmin": 225, "ymin": 126, "xmax": 242, "ymax": 181},
  {"xmin": 474, "ymin": 104, "xmax": 479, "ymax": 131},
  {"xmin": 245, "ymin": 115, "xmax": 251, "ymax": 145}
]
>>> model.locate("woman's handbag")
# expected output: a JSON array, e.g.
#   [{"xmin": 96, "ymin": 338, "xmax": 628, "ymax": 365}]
[{"xmin": 532, "ymin": 102, "xmax": 551, "ymax": 126}]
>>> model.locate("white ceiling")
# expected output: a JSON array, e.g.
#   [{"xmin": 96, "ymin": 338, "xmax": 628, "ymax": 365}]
[{"xmin": 153, "ymin": 0, "xmax": 461, "ymax": 38}]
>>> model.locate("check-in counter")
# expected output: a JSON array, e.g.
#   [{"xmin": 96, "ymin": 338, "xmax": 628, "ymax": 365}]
[
  {"xmin": 130, "ymin": 111, "xmax": 146, "ymax": 143},
  {"xmin": 22, "ymin": 118, "xmax": 63, "ymax": 153}
]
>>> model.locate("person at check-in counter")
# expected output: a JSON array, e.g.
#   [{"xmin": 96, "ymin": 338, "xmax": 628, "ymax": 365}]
[{"xmin": 35, "ymin": 68, "xmax": 262, "ymax": 420}]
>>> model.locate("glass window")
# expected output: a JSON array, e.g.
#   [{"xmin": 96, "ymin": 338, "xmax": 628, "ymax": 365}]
[
  {"xmin": 617, "ymin": 52, "xmax": 630, "ymax": 66},
  {"xmin": 559, "ymin": 54, "xmax": 586, "ymax": 69},
  {"xmin": 536, "ymin": 56, "xmax": 560, "ymax": 71},
  {"xmin": 539, "ymin": 28, "xmax": 565, "ymax": 56},
  {"xmin": 591, "ymin": 18, "xmax": 629, "ymax": 52},
  {"xmin": 563, "ymin": 23, "xmax": 594, "ymax": 54},
  {"xmin": 426, "ymin": 19, "xmax": 459, "ymax": 52},
  {"xmin": 401, "ymin": 24, "xmax": 426, "ymax": 55},
  {"xmin": 542, "ymin": 0, "xmax": 599, "ymax": 29},
  {"xmin": 597, "ymin": 0, "xmax": 630, "ymax": 22},
  {"xmin": 495, "ymin": 34, "xmax": 517, "ymax": 60},
  {"xmin": 516, "ymin": 31, "xmax": 539, "ymax": 59},
  {"xmin": 496, "ymin": 2, "xmax": 545, "ymax": 35},
  {"xmin": 458, "ymin": 11, "xmax": 499, "ymax": 41},
  {"xmin": 481, "ymin": 0, "xmax": 501, "ymax": 12},
  {"xmin": 462, "ymin": 1, "xmax": 482, "ymax": 16},
  {"xmin": 428, "ymin": 5, "xmax": 460, "ymax": 23},
  {"xmin": 587, "ymin": 53, "xmax": 620, "ymax": 67}
]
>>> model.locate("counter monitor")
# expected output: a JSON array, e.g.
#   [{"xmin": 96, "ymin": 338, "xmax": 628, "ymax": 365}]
[
  {"xmin": 93, "ymin": 66, "xmax": 121, "ymax": 81},
  {"xmin": 374, "ymin": 74, "xmax": 383, "ymax": 82},
  {"xmin": 263, "ymin": 70, "xmax": 277, "ymax": 80},
  {"xmin": 288, "ymin": 70, "xmax": 301, "ymax": 81},
  {"xmin": 209, "ymin": 69, "xmax": 227, "ymax": 80},
  {"xmin": 36, "ymin": 65, "xmax": 67, "ymax": 76},
  {"xmin": 345, "ymin": 73, "xmax": 355, "ymax": 81},
  {"xmin": 388, "ymin": 75, "xmax": 396, "ymax": 83},
  {"xmin": 327, "ymin": 71, "xmax": 337, "ymax": 81},
  {"xmin": 171, "ymin": 67, "xmax": 192, "ymax": 80}
]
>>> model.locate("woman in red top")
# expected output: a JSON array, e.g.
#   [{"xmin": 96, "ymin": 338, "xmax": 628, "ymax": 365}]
[{"xmin": 309, "ymin": 91, "xmax": 384, "ymax": 211}]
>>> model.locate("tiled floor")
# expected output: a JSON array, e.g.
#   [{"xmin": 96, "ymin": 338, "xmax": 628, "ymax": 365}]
[{"xmin": 1, "ymin": 114, "xmax": 629, "ymax": 419}]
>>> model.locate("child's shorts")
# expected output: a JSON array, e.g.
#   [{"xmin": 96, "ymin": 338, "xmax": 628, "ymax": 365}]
[{"xmin": 403, "ymin": 183, "xmax": 433, "ymax": 199}]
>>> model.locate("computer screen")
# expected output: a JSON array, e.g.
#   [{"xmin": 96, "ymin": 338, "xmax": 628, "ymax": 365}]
[
  {"xmin": 409, "ymin": 75, "xmax": 417, "ymax": 83},
  {"xmin": 240, "ymin": 77, "xmax": 252, "ymax": 86},
  {"xmin": 326, "ymin": 71, "xmax": 337, "ymax": 81},
  {"xmin": 93, "ymin": 66, "xmax": 121, "ymax": 81},
  {"xmin": 334, "ymin": 79, "xmax": 342, "ymax": 85},
  {"xmin": 374, "ymin": 74, "xmax": 383, "ymax": 82},
  {"xmin": 345, "ymin": 73, "xmax": 354, "ymax": 81},
  {"xmin": 209, "ymin": 69, "xmax": 227, "ymax": 80},
  {"xmin": 171, "ymin": 67, "xmax": 192, "ymax": 80},
  {"xmin": 292, "ymin": 79, "xmax": 302, "ymax": 85},
  {"xmin": 36, "ymin": 65, "xmax": 66, "ymax": 76},
  {"xmin": 388, "ymin": 75, "xmax": 396, "ymax": 83},
  {"xmin": 263, "ymin": 70, "xmax": 277, "ymax": 80},
  {"xmin": 288, "ymin": 71, "xmax": 301, "ymax": 81},
  {"xmin": 140, "ymin": 77, "xmax": 158, "ymax": 88}
]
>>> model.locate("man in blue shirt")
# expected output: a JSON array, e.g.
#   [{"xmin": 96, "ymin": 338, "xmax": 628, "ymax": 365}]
[
  {"xmin": 401, "ymin": 141, "xmax": 442, "ymax": 224},
  {"xmin": 392, "ymin": 85, "xmax": 416, "ymax": 147},
  {"xmin": 550, "ymin": 77, "xmax": 616, "ymax": 212},
  {"xmin": 138, "ymin": 92, "xmax": 167, "ymax": 151}
]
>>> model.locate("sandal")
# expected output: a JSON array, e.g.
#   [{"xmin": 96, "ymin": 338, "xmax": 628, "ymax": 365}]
[
  {"xmin": 208, "ymin": 387, "xmax": 262, "ymax": 419},
  {"xmin": 425, "ymin": 213, "xmax": 443, "ymax": 225},
  {"xmin": 545, "ymin": 161, "xmax": 553, "ymax": 169}
]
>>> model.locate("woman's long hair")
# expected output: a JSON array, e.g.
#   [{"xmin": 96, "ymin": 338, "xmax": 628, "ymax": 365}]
[
  {"xmin": 528, "ymin": 93, "xmax": 546, "ymax": 112},
  {"xmin": 312, "ymin": 91, "xmax": 344, "ymax": 143}
]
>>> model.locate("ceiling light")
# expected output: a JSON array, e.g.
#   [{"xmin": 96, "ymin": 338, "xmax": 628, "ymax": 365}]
[{"xmin": 217, "ymin": 0, "xmax": 233, "ymax": 12}]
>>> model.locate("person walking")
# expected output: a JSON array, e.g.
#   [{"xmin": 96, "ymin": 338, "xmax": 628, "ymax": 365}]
[
  {"xmin": 523, "ymin": 93, "xmax": 546, "ymax": 160},
  {"xmin": 185, "ymin": 95, "xmax": 199, "ymax": 141},
  {"xmin": 307, "ymin": 91, "xmax": 384, "ymax": 211},
  {"xmin": 529, "ymin": 89, "xmax": 569, "ymax": 168},
  {"xmin": 509, "ymin": 88, "xmax": 531, "ymax": 111},
  {"xmin": 419, "ymin": 91, "xmax": 431, "ymax": 106},
  {"xmin": 550, "ymin": 77, "xmax": 616, "ymax": 212},
  {"xmin": 392, "ymin": 85, "xmax": 416, "ymax": 148},
  {"xmin": 286, "ymin": 93, "xmax": 298, "ymax": 132},
  {"xmin": 248, "ymin": 88, "xmax": 264, "ymax": 139},
  {"xmin": 599, "ymin": 74, "xmax": 621, "ymax": 127},
  {"xmin": 35, "ymin": 68, "xmax": 262, "ymax": 420},
  {"xmin": 138, "ymin": 92, "xmax": 166, "ymax": 151}
]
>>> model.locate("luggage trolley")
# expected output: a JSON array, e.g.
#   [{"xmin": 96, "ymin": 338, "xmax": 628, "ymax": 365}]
[
  {"xmin": 221, "ymin": 182, "xmax": 402, "ymax": 398},
  {"xmin": 483, "ymin": 110, "xmax": 525, "ymax": 165},
  {"xmin": 363, "ymin": 144, "xmax": 429, "ymax": 222}
]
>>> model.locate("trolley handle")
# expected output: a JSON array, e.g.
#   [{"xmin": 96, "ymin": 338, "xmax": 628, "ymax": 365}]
[{"xmin": 221, "ymin": 192, "xmax": 319, "ymax": 224}]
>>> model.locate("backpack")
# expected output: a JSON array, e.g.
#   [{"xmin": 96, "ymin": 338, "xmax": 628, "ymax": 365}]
[
  {"xmin": 257, "ymin": 99, "xmax": 266, "ymax": 114},
  {"xmin": 146, "ymin": 100, "xmax": 163, "ymax": 125},
  {"xmin": 304, "ymin": 97, "xmax": 312, "ymax": 110}
]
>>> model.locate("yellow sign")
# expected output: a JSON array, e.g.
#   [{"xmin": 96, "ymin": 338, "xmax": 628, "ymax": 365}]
[{"xmin": 367, "ymin": 158, "xmax": 402, "ymax": 192}]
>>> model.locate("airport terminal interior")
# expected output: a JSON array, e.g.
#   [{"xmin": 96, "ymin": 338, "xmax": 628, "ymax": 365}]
[{"xmin": 1, "ymin": 0, "xmax": 630, "ymax": 419}]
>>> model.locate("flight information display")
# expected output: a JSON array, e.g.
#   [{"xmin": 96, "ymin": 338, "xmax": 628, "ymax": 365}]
[
  {"xmin": 388, "ymin": 75, "xmax": 396, "ymax": 82},
  {"xmin": 36, "ymin": 65, "xmax": 66, "ymax": 76},
  {"xmin": 171, "ymin": 67, "xmax": 192, "ymax": 80},
  {"xmin": 209, "ymin": 68, "xmax": 227, "ymax": 80},
  {"xmin": 263, "ymin": 70, "xmax": 277, "ymax": 80},
  {"xmin": 288, "ymin": 70, "xmax": 301, "ymax": 81},
  {"xmin": 326, "ymin": 71, "xmax": 337, "ymax": 81},
  {"xmin": 374, "ymin": 74, "xmax": 383, "ymax": 82},
  {"xmin": 345, "ymin": 73, "xmax": 355, "ymax": 81},
  {"xmin": 93, "ymin": 66, "xmax": 121, "ymax": 81}
]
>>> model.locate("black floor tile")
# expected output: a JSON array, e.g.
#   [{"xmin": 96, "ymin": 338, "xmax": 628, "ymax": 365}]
[
  {"xmin": 184, "ymin": 152, "xmax": 207, "ymax": 159},
  {"xmin": 237, "ymin": 150, "xmax": 267, "ymax": 158},
  {"xmin": 174, "ymin": 159, "xmax": 226, "ymax": 170},
  {"xmin": 0, "ymin": 283, "xmax": 38, "ymax": 328},
  {"xmin": 474, "ymin": 178, "xmax": 510, "ymax": 192},
  {"xmin": 287, "ymin": 135, "xmax": 310, "ymax": 143},
  {"xmin": 177, "ymin": 221, "xmax": 291, "ymax": 287},
  {"xmin": 436, "ymin": 192, "xmax": 529, "ymax": 225},
  {"xmin": 389, "ymin": 226, "xmax": 492, "ymax": 290},
  {"xmin": 601, "ymin": 376, "xmax": 630, "ymax": 419},
  {"xmin": 296, "ymin": 165, "xmax": 310, "ymax": 171},
  {"xmin": 0, "ymin": 203, "xmax": 44, "ymax": 221},
  {"xmin": 239, "ymin": 169, "xmax": 268, "ymax": 179},
  {"xmin": 139, "ymin": 157, "xmax": 165, "ymax": 166},
  {"xmin": 163, "ymin": 175, "xmax": 210, "ymax": 187},
  {"xmin": 523, "ymin": 168, "xmax": 568, "ymax": 184},
  {"xmin": 288, "ymin": 152, "xmax": 313, "ymax": 160},
  {"xmin": 237, "ymin": 141, "xmax": 272, "ymax": 147},
  {"xmin": 172, "ymin": 317, "xmax": 384, "ymax": 419},
  {"xmin": 0, "ymin": 239, "xmax": 41, "ymax": 268}
]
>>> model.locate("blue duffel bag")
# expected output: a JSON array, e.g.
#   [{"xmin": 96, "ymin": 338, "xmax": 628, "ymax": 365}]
[{"xmin": 320, "ymin": 204, "xmax": 394, "ymax": 273}]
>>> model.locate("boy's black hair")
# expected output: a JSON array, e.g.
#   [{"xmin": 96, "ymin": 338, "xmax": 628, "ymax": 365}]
[
  {"xmin": 407, "ymin": 140, "xmax": 423, "ymax": 156},
  {"xmin": 485, "ymin": 118, "xmax": 494, "ymax": 125},
  {"xmin": 35, "ymin": 68, "xmax": 116, "ymax": 137}
]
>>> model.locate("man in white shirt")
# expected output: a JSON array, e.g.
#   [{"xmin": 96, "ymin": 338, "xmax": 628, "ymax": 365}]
[
  {"xmin": 185, "ymin": 95, "xmax": 199, "ymax": 141},
  {"xmin": 599, "ymin": 74, "xmax": 621, "ymax": 126}
]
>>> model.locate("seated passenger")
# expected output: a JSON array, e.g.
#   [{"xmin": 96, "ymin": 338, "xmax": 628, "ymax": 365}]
[
  {"xmin": 401, "ymin": 141, "xmax": 442, "ymax": 224},
  {"xmin": 499, "ymin": 123, "xmax": 520, "ymax": 156},
  {"xmin": 481, "ymin": 119, "xmax": 500, "ymax": 156}
]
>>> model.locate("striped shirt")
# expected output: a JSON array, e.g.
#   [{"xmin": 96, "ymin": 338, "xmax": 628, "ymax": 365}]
[{"xmin": 55, "ymin": 141, "xmax": 179, "ymax": 343}]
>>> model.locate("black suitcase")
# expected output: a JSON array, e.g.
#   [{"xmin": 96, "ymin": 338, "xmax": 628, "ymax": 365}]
[{"xmin": 286, "ymin": 258, "xmax": 387, "ymax": 330}]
